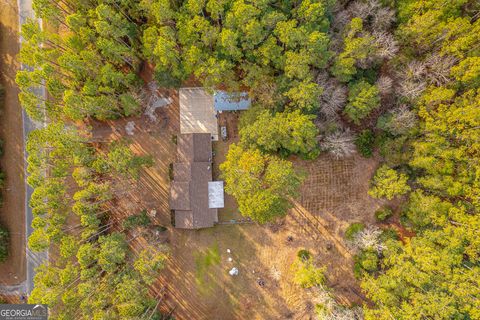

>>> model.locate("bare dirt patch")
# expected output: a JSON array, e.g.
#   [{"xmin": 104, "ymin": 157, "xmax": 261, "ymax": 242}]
[
  {"xmin": 296, "ymin": 154, "xmax": 383, "ymax": 235},
  {"xmin": 0, "ymin": 0, "xmax": 26, "ymax": 286},
  {"xmin": 212, "ymin": 111, "xmax": 241, "ymax": 221}
]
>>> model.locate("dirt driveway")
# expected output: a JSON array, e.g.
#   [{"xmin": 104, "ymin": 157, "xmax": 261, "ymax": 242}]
[{"xmin": 0, "ymin": 0, "xmax": 26, "ymax": 286}]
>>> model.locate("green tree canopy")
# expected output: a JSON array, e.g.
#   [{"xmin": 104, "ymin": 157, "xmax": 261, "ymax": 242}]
[
  {"xmin": 240, "ymin": 109, "xmax": 319, "ymax": 159},
  {"xmin": 220, "ymin": 144, "xmax": 303, "ymax": 223},
  {"xmin": 291, "ymin": 255, "xmax": 326, "ymax": 288},
  {"xmin": 142, "ymin": 0, "xmax": 332, "ymax": 109},
  {"xmin": 368, "ymin": 165, "xmax": 410, "ymax": 200},
  {"xmin": 344, "ymin": 79, "xmax": 380, "ymax": 124}
]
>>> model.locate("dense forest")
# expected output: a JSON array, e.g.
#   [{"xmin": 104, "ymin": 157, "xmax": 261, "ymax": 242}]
[{"xmin": 17, "ymin": 0, "xmax": 480, "ymax": 319}]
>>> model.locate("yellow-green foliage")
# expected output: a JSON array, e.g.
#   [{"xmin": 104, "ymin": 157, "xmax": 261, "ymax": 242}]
[
  {"xmin": 240, "ymin": 109, "xmax": 319, "ymax": 158},
  {"xmin": 220, "ymin": 144, "xmax": 303, "ymax": 223},
  {"xmin": 368, "ymin": 165, "xmax": 410, "ymax": 200},
  {"xmin": 363, "ymin": 1, "xmax": 480, "ymax": 319},
  {"xmin": 344, "ymin": 80, "xmax": 380, "ymax": 124},
  {"xmin": 292, "ymin": 255, "xmax": 326, "ymax": 288}
]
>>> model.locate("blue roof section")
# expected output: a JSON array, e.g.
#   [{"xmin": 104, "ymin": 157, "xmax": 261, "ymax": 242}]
[{"xmin": 214, "ymin": 91, "xmax": 251, "ymax": 111}]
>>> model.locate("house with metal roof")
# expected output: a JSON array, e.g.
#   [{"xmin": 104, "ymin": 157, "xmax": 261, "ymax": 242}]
[{"xmin": 169, "ymin": 133, "xmax": 224, "ymax": 229}]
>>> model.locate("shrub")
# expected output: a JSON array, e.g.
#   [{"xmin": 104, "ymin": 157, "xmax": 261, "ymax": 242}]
[
  {"xmin": 368, "ymin": 165, "xmax": 411, "ymax": 200},
  {"xmin": 345, "ymin": 223, "xmax": 365, "ymax": 241},
  {"xmin": 292, "ymin": 256, "xmax": 326, "ymax": 288},
  {"xmin": 297, "ymin": 249, "xmax": 311, "ymax": 261},
  {"xmin": 375, "ymin": 207, "xmax": 393, "ymax": 221},
  {"xmin": 122, "ymin": 210, "xmax": 151, "ymax": 229},
  {"xmin": 355, "ymin": 129, "xmax": 375, "ymax": 157},
  {"xmin": 378, "ymin": 134, "xmax": 412, "ymax": 167},
  {"xmin": 376, "ymin": 106, "xmax": 416, "ymax": 136},
  {"xmin": 344, "ymin": 80, "xmax": 380, "ymax": 124},
  {"xmin": 0, "ymin": 225, "xmax": 9, "ymax": 263},
  {"xmin": 380, "ymin": 228, "xmax": 400, "ymax": 242},
  {"xmin": 353, "ymin": 248, "xmax": 379, "ymax": 278}
]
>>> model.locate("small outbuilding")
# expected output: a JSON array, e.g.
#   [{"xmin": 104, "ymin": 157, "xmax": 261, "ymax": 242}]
[{"xmin": 214, "ymin": 91, "xmax": 251, "ymax": 112}]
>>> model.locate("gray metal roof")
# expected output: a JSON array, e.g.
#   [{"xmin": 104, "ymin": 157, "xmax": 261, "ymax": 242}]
[{"xmin": 214, "ymin": 91, "xmax": 251, "ymax": 111}]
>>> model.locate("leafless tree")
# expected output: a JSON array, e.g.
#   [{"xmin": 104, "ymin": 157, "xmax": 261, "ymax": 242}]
[
  {"xmin": 319, "ymin": 129, "xmax": 356, "ymax": 159},
  {"xmin": 394, "ymin": 60, "xmax": 429, "ymax": 100},
  {"xmin": 325, "ymin": 307, "xmax": 364, "ymax": 320},
  {"xmin": 317, "ymin": 74, "xmax": 348, "ymax": 119},
  {"xmin": 373, "ymin": 31, "xmax": 399, "ymax": 59},
  {"xmin": 314, "ymin": 117, "xmax": 341, "ymax": 133},
  {"xmin": 385, "ymin": 105, "xmax": 417, "ymax": 135},
  {"xmin": 332, "ymin": 8, "xmax": 351, "ymax": 32},
  {"xmin": 316, "ymin": 71, "xmax": 330, "ymax": 87},
  {"xmin": 376, "ymin": 75, "xmax": 394, "ymax": 96},
  {"xmin": 352, "ymin": 226, "xmax": 384, "ymax": 253},
  {"xmin": 424, "ymin": 54, "xmax": 457, "ymax": 86},
  {"xmin": 397, "ymin": 78, "xmax": 426, "ymax": 101},
  {"xmin": 328, "ymin": 36, "xmax": 345, "ymax": 54},
  {"xmin": 313, "ymin": 286, "xmax": 364, "ymax": 320},
  {"xmin": 372, "ymin": 7, "xmax": 395, "ymax": 31},
  {"xmin": 405, "ymin": 60, "xmax": 428, "ymax": 80},
  {"xmin": 270, "ymin": 266, "xmax": 281, "ymax": 281},
  {"xmin": 347, "ymin": 0, "xmax": 382, "ymax": 22}
]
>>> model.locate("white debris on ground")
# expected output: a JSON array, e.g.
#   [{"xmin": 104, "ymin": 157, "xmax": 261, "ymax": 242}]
[
  {"xmin": 142, "ymin": 81, "xmax": 173, "ymax": 122},
  {"xmin": 125, "ymin": 121, "xmax": 135, "ymax": 135},
  {"xmin": 226, "ymin": 249, "xmax": 231, "ymax": 253},
  {"xmin": 148, "ymin": 209, "xmax": 157, "ymax": 218},
  {"xmin": 228, "ymin": 257, "xmax": 233, "ymax": 262},
  {"xmin": 270, "ymin": 266, "xmax": 281, "ymax": 281},
  {"xmin": 229, "ymin": 267, "xmax": 239, "ymax": 276}
]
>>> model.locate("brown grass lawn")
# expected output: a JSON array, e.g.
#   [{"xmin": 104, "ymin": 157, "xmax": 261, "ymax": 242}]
[
  {"xmin": 94, "ymin": 87, "xmax": 390, "ymax": 319},
  {"xmin": 0, "ymin": 0, "xmax": 26, "ymax": 286},
  {"xmin": 156, "ymin": 153, "xmax": 385, "ymax": 320}
]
